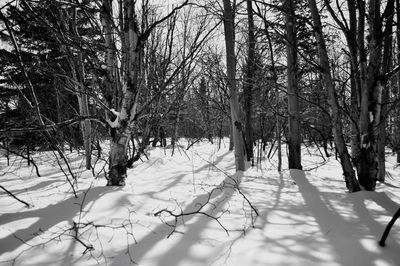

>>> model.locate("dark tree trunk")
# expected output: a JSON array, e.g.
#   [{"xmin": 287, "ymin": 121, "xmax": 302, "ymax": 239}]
[
  {"xmin": 285, "ymin": 0, "xmax": 302, "ymax": 170},
  {"xmin": 244, "ymin": 0, "xmax": 255, "ymax": 162},
  {"xmin": 308, "ymin": 0, "xmax": 360, "ymax": 192},
  {"xmin": 377, "ymin": 0, "xmax": 394, "ymax": 181},
  {"xmin": 379, "ymin": 207, "xmax": 400, "ymax": 247}
]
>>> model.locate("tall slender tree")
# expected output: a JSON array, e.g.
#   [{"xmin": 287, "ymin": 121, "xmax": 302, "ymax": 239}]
[
  {"xmin": 244, "ymin": 0, "xmax": 255, "ymax": 163},
  {"xmin": 70, "ymin": 8, "xmax": 92, "ymax": 170},
  {"xmin": 308, "ymin": 0, "xmax": 361, "ymax": 192},
  {"xmin": 222, "ymin": 0, "xmax": 245, "ymax": 171},
  {"xmin": 285, "ymin": 0, "xmax": 302, "ymax": 170}
]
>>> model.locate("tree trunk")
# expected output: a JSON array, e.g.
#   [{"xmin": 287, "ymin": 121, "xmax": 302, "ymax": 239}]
[
  {"xmin": 77, "ymin": 93, "xmax": 92, "ymax": 170},
  {"xmin": 265, "ymin": 21, "xmax": 281, "ymax": 171},
  {"xmin": 55, "ymin": 82, "xmax": 65, "ymax": 152},
  {"xmin": 377, "ymin": 0, "xmax": 395, "ymax": 181},
  {"xmin": 308, "ymin": 0, "xmax": 360, "ymax": 192},
  {"xmin": 106, "ymin": 0, "xmax": 141, "ymax": 186},
  {"xmin": 377, "ymin": 88, "xmax": 388, "ymax": 181},
  {"xmin": 72, "ymin": 8, "xmax": 92, "ymax": 170},
  {"xmin": 276, "ymin": 90, "xmax": 282, "ymax": 172},
  {"xmin": 358, "ymin": 0, "xmax": 381, "ymax": 190},
  {"xmin": 358, "ymin": 0, "xmax": 390, "ymax": 190},
  {"xmin": 346, "ymin": 0, "xmax": 361, "ymax": 160},
  {"xmin": 199, "ymin": 77, "xmax": 212, "ymax": 142},
  {"xmin": 352, "ymin": 0, "xmax": 374, "ymax": 189},
  {"xmin": 285, "ymin": 0, "xmax": 302, "ymax": 170},
  {"xmin": 350, "ymin": 69, "xmax": 360, "ymax": 159},
  {"xmin": 222, "ymin": 0, "xmax": 245, "ymax": 171},
  {"xmin": 244, "ymin": 0, "xmax": 255, "ymax": 162},
  {"xmin": 229, "ymin": 122, "xmax": 234, "ymax": 151},
  {"xmin": 396, "ymin": 0, "xmax": 400, "ymax": 164},
  {"xmin": 171, "ymin": 104, "xmax": 182, "ymax": 149}
]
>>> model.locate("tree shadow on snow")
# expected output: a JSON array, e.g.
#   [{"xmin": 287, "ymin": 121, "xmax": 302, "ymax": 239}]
[
  {"xmin": 0, "ymin": 186, "xmax": 117, "ymax": 256},
  {"xmin": 290, "ymin": 169, "xmax": 400, "ymax": 266},
  {"xmin": 5, "ymin": 180, "xmax": 66, "ymax": 197}
]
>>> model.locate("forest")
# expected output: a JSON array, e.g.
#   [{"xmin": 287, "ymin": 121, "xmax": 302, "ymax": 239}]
[{"xmin": 1, "ymin": 0, "xmax": 400, "ymax": 265}]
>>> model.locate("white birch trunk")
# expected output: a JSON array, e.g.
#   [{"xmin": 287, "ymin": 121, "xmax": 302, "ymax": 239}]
[
  {"xmin": 105, "ymin": 0, "xmax": 141, "ymax": 185},
  {"xmin": 222, "ymin": 0, "xmax": 245, "ymax": 171}
]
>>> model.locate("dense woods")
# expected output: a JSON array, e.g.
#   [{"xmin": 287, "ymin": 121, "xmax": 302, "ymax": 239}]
[{"xmin": 1, "ymin": 0, "xmax": 400, "ymax": 192}]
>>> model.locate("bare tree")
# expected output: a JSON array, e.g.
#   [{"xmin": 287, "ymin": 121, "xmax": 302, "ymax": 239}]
[
  {"xmin": 104, "ymin": 0, "xmax": 189, "ymax": 186},
  {"xmin": 285, "ymin": 0, "xmax": 302, "ymax": 170},
  {"xmin": 324, "ymin": 0, "xmax": 397, "ymax": 189},
  {"xmin": 70, "ymin": 8, "xmax": 92, "ymax": 170},
  {"xmin": 393, "ymin": 0, "xmax": 400, "ymax": 163},
  {"xmin": 243, "ymin": 0, "xmax": 255, "ymax": 163},
  {"xmin": 308, "ymin": 0, "xmax": 360, "ymax": 192},
  {"xmin": 222, "ymin": 0, "xmax": 245, "ymax": 171}
]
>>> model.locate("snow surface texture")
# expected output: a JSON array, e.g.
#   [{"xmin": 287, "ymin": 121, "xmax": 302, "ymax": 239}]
[{"xmin": 1, "ymin": 140, "xmax": 400, "ymax": 266}]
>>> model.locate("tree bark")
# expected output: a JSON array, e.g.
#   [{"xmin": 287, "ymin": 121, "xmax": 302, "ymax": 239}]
[
  {"xmin": 357, "ymin": 0, "xmax": 383, "ymax": 191},
  {"xmin": 379, "ymin": 207, "xmax": 400, "ymax": 246},
  {"xmin": 72, "ymin": 8, "xmax": 91, "ymax": 170},
  {"xmin": 265, "ymin": 22, "xmax": 281, "ymax": 171},
  {"xmin": 244, "ymin": 0, "xmax": 255, "ymax": 162},
  {"xmin": 105, "ymin": 0, "xmax": 189, "ymax": 185},
  {"xmin": 106, "ymin": 0, "xmax": 140, "ymax": 186},
  {"xmin": 285, "ymin": 0, "xmax": 302, "ymax": 170},
  {"xmin": 308, "ymin": 0, "xmax": 360, "ymax": 192},
  {"xmin": 395, "ymin": 0, "xmax": 400, "ymax": 163},
  {"xmin": 346, "ymin": 0, "xmax": 361, "ymax": 160},
  {"xmin": 377, "ymin": 0, "xmax": 395, "ymax": 181},
  {"xmin": 222, "ymin": 0, "xmax": 245, "ymax": 171}
]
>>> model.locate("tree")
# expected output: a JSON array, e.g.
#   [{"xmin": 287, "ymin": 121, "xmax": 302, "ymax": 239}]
[
  {"xmin": 222, "ymin": 0, "xmax": 246, "ymax": 171},
  {"xmin": 105, "ymin": 0, "xmax": 189, "ymax": 186},
  {"xmin": 243, "ymin": 0, "xmax": 255, "ymax": 163},
  {"xmin": 69, "ymin": 7, "xmax": 92, "ymax": 170},
  {"xmin": 308, "ymin": 0, "xmax": 361, "ymax": 192},
  {"xmin": 285, "ymin": 0, "xmax": 302, "ymax": 170},
  {"xmin": 324, "ymin": 0, "xmax": 397, "ymax": 190}
]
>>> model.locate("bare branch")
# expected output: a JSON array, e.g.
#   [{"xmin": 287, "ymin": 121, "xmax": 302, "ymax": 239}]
[
  {"xmin": 0, "ymin": 144, "xmax": 41, "ymax": 177},
  {"xmin": 0, "ymin": 185, "xmax": 32, "ymax": 208},
  {"xmin": 139, "ymin": 0, "xmax": 190, "ymax": 45},
  {"xmin": 0, "ymin": 116, "xmax": 105, "ymax": 134}
]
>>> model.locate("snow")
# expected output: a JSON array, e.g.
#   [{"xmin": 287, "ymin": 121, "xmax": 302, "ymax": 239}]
[
  {"xmin": 106, "ymin": 109, "xmax": 121, "ymax": 128},
  {"xmin": 1, "ymin": 140, "xmax": 400, "ymax": 266}
]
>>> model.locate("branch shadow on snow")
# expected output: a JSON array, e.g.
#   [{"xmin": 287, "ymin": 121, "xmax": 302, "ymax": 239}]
[
  {"xmin": 0, "ymin": 186, "xmax": 117, "ymax": 256},
  {"xmin": 290, "ymin": 169, "xmax": 400, "ymax": 266},
  {"xmin": 137, "ymin": 150, "xmax": 233, "ymax": 198},
  {"xmin": 109, "ymin": 151, "xmax": 241, "ymax": 266},
  {"xmin": 5, "ymin": 180, "xmax": 66, "ymax": 197}
]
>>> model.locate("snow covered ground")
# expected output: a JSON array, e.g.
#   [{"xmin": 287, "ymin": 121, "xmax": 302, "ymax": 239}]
[{"xmin": 1, "ymin": 139, "xmax": 400, "ymax": 266}]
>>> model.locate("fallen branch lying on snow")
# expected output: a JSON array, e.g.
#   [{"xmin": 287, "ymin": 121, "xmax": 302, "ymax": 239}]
[
  {"xmin": 379, "ymin": 207, "xmax": 400, "ymax": 247},
  {"xmin": 154, "ymin": 151, "xmax": 259, "ymax": 237},
  {"xmin": 0, "ymin": 185, "xmax": 32, "ymax": 208},
  {"xmin": 195, "ymin": 151, "xmax": 259, "ymax": 220},
  {"xmin": 154, "ymin": 186, "xmax": 231, "ymax": 238}
]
